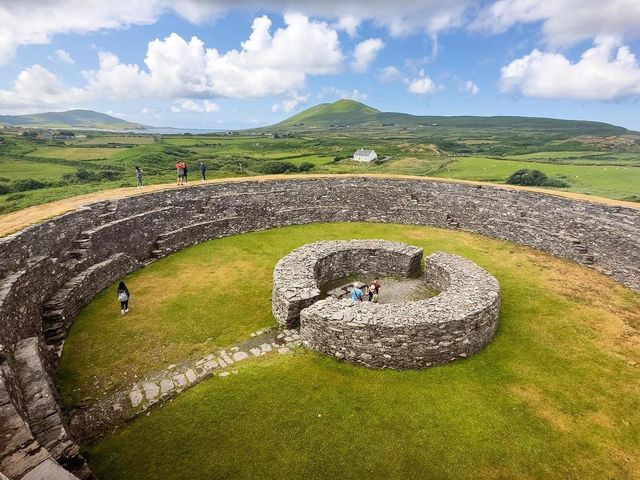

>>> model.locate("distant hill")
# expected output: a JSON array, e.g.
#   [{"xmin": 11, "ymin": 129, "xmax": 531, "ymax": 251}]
[
  {"xmin": 272, "ymin": 100, "xmax": 629, "ymax": 135},
  {"xmin": 0, "ymin": 109, "xmax": 144, "ymax": 130}
]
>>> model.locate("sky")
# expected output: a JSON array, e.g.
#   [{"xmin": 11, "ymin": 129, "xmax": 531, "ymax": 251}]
[{"xmin": 0, "ymin": 0, "xmax": 639, "ymax": 130}]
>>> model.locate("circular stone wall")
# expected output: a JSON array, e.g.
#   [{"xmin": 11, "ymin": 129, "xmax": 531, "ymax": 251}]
[
  {"xmin": 272, "ymin": 240, "xmax": 500, "ymax": 369},
  {"xmin": 1, "ymin": 176, "xmax": 638, "ymax": 477},
  {"xmin": 272, "ymin": 240, "xmax": 423, "ymax": 327}
]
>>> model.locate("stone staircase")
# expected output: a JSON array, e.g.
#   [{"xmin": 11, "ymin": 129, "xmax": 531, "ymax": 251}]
[
  {"xmin": 41, "ymin": 254, "xmax": 136, "ymax": 357},
  {"xmin": 66, "ymin": 232, "xmax": 91, "ymax": 263},
  {"xmin": 569, "ymin": 237, "xmax": 595, "ymax": 265},
  {"xmin": 11, "ymin": 338, "xmax": 91, "ymax": 479}
]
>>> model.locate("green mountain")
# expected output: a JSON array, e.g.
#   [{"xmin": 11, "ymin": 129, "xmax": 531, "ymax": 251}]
[
  {"xmin": 273, "ymin": 100, "xmax": 629, "ymax": 135},
  {"xmin": 0, "ymin": 109, "xmax": 144, "ymax": 130}
]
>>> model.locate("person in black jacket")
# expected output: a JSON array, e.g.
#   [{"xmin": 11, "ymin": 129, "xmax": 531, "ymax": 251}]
[
  {"xmin": 200, "ymin": 161, "xmax": 207, "ymax": 182},
  {"xmin": 117, "ymin": 281, "xmax": 130, "ymax": 315}
]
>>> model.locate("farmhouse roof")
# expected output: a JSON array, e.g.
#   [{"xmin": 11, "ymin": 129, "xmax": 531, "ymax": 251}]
[{"xmin": 354, "ymin": 149, "xmax": 375, "ymax": 156}]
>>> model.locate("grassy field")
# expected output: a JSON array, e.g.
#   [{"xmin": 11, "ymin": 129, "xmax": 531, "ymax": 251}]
[
  {"xmin": 505, "ymin": 150, "xmax": 607, "ymax": 159},
  {"xmin": 78, "ymin": 136, "xmax": 155, "ymax": 145},
  {"xmin": 436, "ymin": 156, "xmax": 640, "ymax": 199},
  {"xmin": 0, "ymin": 158, "xmax": 76, "ymax": 180},
  {"xmin": 1, "ymin": 126, "xmax": 639, "ymax": 214},
  {"xmin": 26, "ymin": 146, "xmax": 123, "ymax": 160},
  {"xmin": 56, "ymin": 223, "xmax": 640, "ymax": 479}
]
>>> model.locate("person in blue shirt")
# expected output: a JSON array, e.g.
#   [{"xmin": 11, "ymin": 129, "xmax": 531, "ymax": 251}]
[{"xmin": 350, "ymin": 282, "xmax": 363, "ymax": 302}]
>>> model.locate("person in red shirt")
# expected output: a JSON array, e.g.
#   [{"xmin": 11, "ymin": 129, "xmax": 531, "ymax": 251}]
[{"xmin": 176, "ymin": 162, "xmax": 185, "ymax": 185}]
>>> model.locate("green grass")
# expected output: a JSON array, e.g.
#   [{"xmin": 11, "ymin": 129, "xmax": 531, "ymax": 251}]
[
  {"xmin": 506, "ymin": 150, "xmax": 607, "ymax": 159},
  {"xmin": 78, "ymin": 136, "xmax": 155, "ymax": 145},
  {"xmin": 26, "ymin": 146, "xmax": 123, "ymax": 160},
  {"xmin": 59, "ymin": 223, "xmax": 640, "ymax": 479},
  {"xmin": 0, "ymin": 158, "xmax": 76, "ymax": 180},
  {"xmin": 436, "ymin": 156, "xmax": 640, "ymax": 199}
]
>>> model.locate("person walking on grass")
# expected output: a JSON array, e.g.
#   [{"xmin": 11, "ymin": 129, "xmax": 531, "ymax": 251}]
[
  {"xmin": 176, "ymin": 161, "xmax": 184, "ymax": 185},
  {"xmin": 200, "ymin": 160, "xmax": 207, "ymax": 182},
  {"xmin": 135, "ymin": 166, "xmax": 143, "ymax": 188},
  {"xmin": 116, "ymin": 281, "xmax": 130, "ymax": 315}
]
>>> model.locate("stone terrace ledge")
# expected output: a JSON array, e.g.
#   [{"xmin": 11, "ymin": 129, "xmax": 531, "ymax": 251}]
[{"xmin": 299, "ymin": 250, "xmax": 501, "ymax": 369}]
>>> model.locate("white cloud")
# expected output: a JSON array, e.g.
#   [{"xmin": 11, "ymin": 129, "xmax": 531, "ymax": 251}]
[
  {"xmin": 0, "ymin": 64, "xmax": 87, "ymax": 110},
  {"xmin": 379, "ymin": 65, "xmax": 401, "ymax": 82},
  {"xmin": 472, "ymin": 0, "xmax": 640, "ymax": 47},
  {"xmin": 407, "ymin": 69, "xmax": 437, "ymax": 95},
  {"xmin": 461, "ymin": 80, "xmax": 479, "ymax": 95},
  {"xmin": 0, "ymin": 13, "xmax": 343, "ymax": 110},
  {"xmin": 84, "ymin": 51, "xmax": 149, "ymax": 99},
  {"xmin": 272, "ymin": 91, "xmax": 309, "ymax": 112},
  {"xmin": 500, "ymin": 36, "xmax": 640, "ymax": 100},
  {"xmin": 172, "ymin": 99, "xmax": 220, "ymax": 113},
  {"xmin": 352, "ymin": 38, "xmax": 385, "ymax": 72},
  {"xmin": 50, "ymin": 49, "xmax": 74, "ymax": 64},
  {"xmin": 0, "ymin": 0, "xmax": 474, "ymax": 64},
  {"xmin": 334, "ymin": 15, "xmax": 360, "ymax": 37}
]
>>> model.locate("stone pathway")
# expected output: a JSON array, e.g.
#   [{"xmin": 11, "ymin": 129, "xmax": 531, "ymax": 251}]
[
  {"xmin": 70, "ymin": 327, "xmax": 302, "ymax": 440},
  {"xmin": 128, "ymin": 327, "xmax": 301, "ymax": 409}
]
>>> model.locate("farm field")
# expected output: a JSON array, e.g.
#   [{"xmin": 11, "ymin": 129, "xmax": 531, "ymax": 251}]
[
  {"xmin": 436, "ymin": 156, "xmax": 640, "ymax": 199},
  {"xmin": 0, "ymin": 158, "xmax": 76, "ymax": 181},
  {"xmin": 55, "ymin": 223, "xmax": 640, "ymax": 479},
  {"xmin": 1, "ymin": 118, "xmax": 639, "ymax": 215},
  {"xmin": 26, "ymin": 146, "xmax": 123, "ymax": 160},
  {"xmin": 78, "ymin": 135, "xmax": 156, "ymax": 145}
]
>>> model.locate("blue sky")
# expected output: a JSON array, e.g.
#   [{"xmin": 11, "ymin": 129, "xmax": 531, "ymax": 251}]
[{"xmin": 1, "ymin": 1, "xmax": 639, "ymax": 129}]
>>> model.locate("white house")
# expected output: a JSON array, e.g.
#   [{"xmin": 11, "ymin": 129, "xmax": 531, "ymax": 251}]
[{"xmin": 353, "ymin": 148, "xmax": 377, "ymax": 162}]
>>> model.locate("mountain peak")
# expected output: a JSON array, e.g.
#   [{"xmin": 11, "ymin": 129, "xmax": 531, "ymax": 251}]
[{"xmin": 274, "ymin": 99, "xmax": 380, "ymax": 127}]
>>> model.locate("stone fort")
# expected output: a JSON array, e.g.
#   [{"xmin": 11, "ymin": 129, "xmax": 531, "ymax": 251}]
[{"xmin": 0, "ymin": 176, "xmax": 639, "ymax": 479}]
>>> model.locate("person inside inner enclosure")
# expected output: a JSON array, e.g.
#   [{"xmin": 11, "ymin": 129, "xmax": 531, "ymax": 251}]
[
  {"xmin": 368, "ymin": 277, "xmax": 381, "ymax": 301},
  {"xmin": 116, "ymin": 281, "xmax": 130, "ymax": 315},
  {"xmin": 351, "ymin": 282, "xmax": 364, "ymax": 302}
]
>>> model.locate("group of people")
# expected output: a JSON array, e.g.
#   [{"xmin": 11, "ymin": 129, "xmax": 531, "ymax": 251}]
[
  {"xmin": 350, "ymin": 278, "xmax": 382, "ymax": 303},
  {"xmin": 176, "ymin": 161, "xmax": 207, "ymax": 185},
  {"xmin": 132, "ymin": 161, "xmax": 209, "ymax": 189}
]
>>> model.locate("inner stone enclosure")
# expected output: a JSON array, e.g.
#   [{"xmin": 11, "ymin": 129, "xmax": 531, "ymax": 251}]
[{"xmin": 272, "ymin": 240, "xmax": 501, "ymax": 369}]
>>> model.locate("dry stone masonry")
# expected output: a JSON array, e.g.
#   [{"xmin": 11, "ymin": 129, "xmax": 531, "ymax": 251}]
[
  {"xmin": 0, "ymin": 176, "xmax": 639, "ymax": 478},
  {"xmin": 273, "ymin": 241, "xmax": 500, "ymax": 369},
  {"xmin": 301, "ymin": 251, "xmax": 500, "ymax": 368},
  {"xmin": 272, "ymin": 240, "xmax": 422, "ymax": 327}
]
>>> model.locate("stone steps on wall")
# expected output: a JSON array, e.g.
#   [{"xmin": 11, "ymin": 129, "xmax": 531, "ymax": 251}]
[
  {"xmin": 11, "ymin": 338, "xmax": 90, "ymax": 478},
  {"xmin": 0, "ymin": 345, "xmax": 51, "ymax": 479},
  {"xmin": 566, "ymin": 236, "xmax": 595, "ymax": 264},
  {"xmin": 147, "ymin": 216, "xmax": 238, "ymax": 262},
  {"xmin": 41, "ymin": 254, "xmax": 133, "ymax": 356}
]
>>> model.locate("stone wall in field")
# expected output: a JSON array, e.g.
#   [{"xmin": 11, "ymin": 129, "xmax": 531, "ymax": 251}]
[
  {"xmin": 299, "ymin": 251, "xmax": 500, "ymax": 369},
  {"xmin": 0, "ymin": 176, "xmax": 639, "ymax": 478},
  {"xmin": 272, "ymin": 240, "xmax": 423, "ymax": 327}
]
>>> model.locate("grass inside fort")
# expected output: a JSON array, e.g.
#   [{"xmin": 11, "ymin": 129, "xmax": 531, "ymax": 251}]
[{"xmin": 58, "ymin": 223, "xmax": 640, "ymax": 479}]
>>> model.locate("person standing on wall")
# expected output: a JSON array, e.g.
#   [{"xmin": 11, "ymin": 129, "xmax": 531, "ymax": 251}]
[
  {"xmin": 176, "ymin": 161, "xmax": 184, "ymax": 185},
  {"xmin": 183, "ymin": 162, "xmax": 188, "ymax": 184},
  {"xmin": 117, "ymin": 281, "xmax": 130, "ymax": 315},
  {"xmin": 200, "ymin": 160, "xmax": 207, "ymax": 182},
  {"xmin": 135, "ymin": 166, "xmax": 143, "ymax": 188}
]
